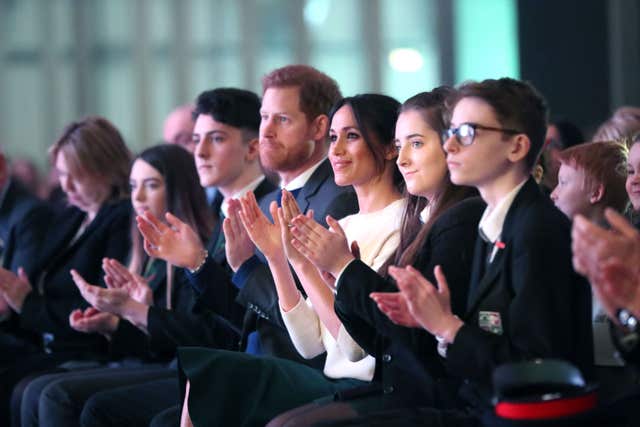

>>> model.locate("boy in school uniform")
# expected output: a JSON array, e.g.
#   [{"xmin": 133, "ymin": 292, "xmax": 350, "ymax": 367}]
[{"xmin": 370, "ymin": 78, "xmax": 594, "ymax": 426}]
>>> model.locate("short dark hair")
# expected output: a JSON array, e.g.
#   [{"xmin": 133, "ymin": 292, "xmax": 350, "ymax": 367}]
[
  {"xmin": 193, "ymin": 88, "xmax": 261, "ymax": 138},
  {"xmin": 329, "ymin": 94, "xmax": 401, "ymax": 187},
  {"xmin": 453, "ymin": 78, "xmax": 548, "ymax": 171},
  {"xmin": 262, "ymin": 64, "xmax": 342, "ymax": 122}
]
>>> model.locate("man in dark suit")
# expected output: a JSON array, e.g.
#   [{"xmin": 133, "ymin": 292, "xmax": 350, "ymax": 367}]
[
  {"xmin": 0, "ymin": 150, "xmax": 51, "ymax": 355},
  {"xmin": 337, "ymin": 78, "xmax": 594, "ymax": 426},
  {"xmin": 227, "ymin": 64, "xmax": 357, "ymax": 362}
]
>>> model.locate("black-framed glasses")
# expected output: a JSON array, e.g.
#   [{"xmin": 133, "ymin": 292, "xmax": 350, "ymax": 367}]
[{"xmin": 441, "ymin": 123, "xmax": 522, "ymax": 147}]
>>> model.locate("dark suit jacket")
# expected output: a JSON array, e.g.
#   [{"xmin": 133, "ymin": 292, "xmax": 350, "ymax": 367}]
[
  {"xmin": 107, "ymin": 260, "xmax": 203, "ymax": 361},
  {"xmin": 17, "ymin": 199, "xmax": 131, "ymax": 354},
  {"xmin": 334, "ymin": 197, "xmax": 485, "ymax": 409},
  {"xmin": 446, "ymin": 178, "xmax": 594, "ymax": 409},
  {"xmin": 234, "ymin": 159, "xmax": 358, "ymax": 362},
  {"xmin": 0, "ymin": 179, "xmax": 51, "ymax": 278}
]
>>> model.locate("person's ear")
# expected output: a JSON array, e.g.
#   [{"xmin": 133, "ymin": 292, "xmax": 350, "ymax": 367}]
[
  {"xmin": 245, "ymin": 137, "xmax": 260, "ymax": 162},
  {"xmin": 309, "ymin": 115, "xmax": 329, "ymax": 142},
  {"xmin": 383, "ymin": 142, "xmax": 399, "ymax": 161},
  {"xmin": 507, "ymin": 134, "xmax": 531, "ymax": 164},
  {"xmin": 590, "ymin": 183, "xmax": 605, "ymax": 204}
]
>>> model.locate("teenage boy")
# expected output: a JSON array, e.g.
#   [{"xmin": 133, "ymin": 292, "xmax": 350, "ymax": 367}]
[
  {"xmin": 365, "ymin": 78, "xmax": 594, "ymax": 426},
  {"xmin": 228, "ymin": 64, "xmax": 358, "ymax": 359}
]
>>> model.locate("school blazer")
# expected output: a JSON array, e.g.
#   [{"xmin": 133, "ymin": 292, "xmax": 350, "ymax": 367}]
[
  {"xmin": 334, "ymin": 197, "xmax": 485, "ymax": 408},
  {"xmin": 108, "ymin": 260, "xmax": 202, "ymax": 361},
  {"xmin": 0, "ymin": 179, "xmax": 51, "ymax": 278},
  {"xmin": 234, "ymin": 159, "xmax": 358, "ymax": 361},
  {"xmin": 445, "ymin": 178, "xmax": 594, "ymax": 408},
  {"xmin": 18, "ymin": 199, "xmax": 131, "ymax": 353}
]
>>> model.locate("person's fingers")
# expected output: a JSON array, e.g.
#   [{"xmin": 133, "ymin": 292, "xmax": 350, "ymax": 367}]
[
  {"xmin": 433, "ymin": 265, "xmax": 450, "ymax": 300},
  {"xmin": 291, "ymin": 215, "xmax": 324, "ymax": 240},
  {"xmin": 143, "ymin": 239, "xmax": 160, "ymax": 257},
  {"xmin": 326, "ymin": 216, "xmax": 346, "ymax": 238},
  {"xmin": 165, "ymin": 212, "xmax": 185, "ymax": 231},
  {"xmin": 605, "ymin": 208, "xmax": 640, "ymax": 239},
  {"xmin": 137, "ymin": 217, "xmax": 160, "ymax": 247},
  {"xmin": 143, "ymin": 210, "xmax": 167, "ymax": 232},
  {"xmin": 70, "ymin": 269, "xmax": 90, "ymax": 289},
  {"xmin": 17, "ymin": 267, "xmax": 29, "ymax": 283},
  {"xmin": 270, "ymin": 201, "xmax": 281, "ymax": 229},
  {"xmin": 350, "ymin": 241, "xmax": 361, "ymax": 260},
  {"xmin": 290, "ymin": 236, "xmax": 314, "ymax": 259}
]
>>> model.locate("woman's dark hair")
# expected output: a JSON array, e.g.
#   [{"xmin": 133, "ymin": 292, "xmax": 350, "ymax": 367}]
[
  {"xmin": 129, "ymin": 144, "xmax": 213, "ymax": 273},
  {"xmin": 380, "ymin": 87, "xmax": 477, "ymax": 274},
  {"xmin": 329, "ymin": 94, "xmax": 403, "ymax": 189}
]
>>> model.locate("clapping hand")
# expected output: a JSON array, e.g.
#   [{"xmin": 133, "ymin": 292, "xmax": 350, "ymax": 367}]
[
  {"xmin": 289, "ymin": 214, "xmax": 355, "ymax": 277},
  {"xmin": 102, "ymin": 258, "xmax": 153, "ymax": 306},
  {"xmin": 237, "ymin": 192, "xmax": 283, "ymax": 261},
  {"xmin": 223, "ymin": 199, "xmax": 256, "ymax": 271},
  {"xmin": 137, "ymin": 211, "xmax": 205, "ymax": 270},
  {"xmin": 0, "ymin": 267, "xmax": 32, "ymax": 313},
  {"xmin": 382, "ymin": 265, "xmax": 463, "ymax": 343},
  {"xmin": 69, "ymin": 307, "xmax": 119, "ymax": 337}
]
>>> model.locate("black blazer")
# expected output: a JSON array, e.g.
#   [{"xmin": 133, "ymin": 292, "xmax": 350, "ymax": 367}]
[
  {"xmin": 18, "ymin": 199, "xmax": 131, "ymax": 354},
  {"xmin": 233, "ymin": 159, "xmax": 358, "ymax": 363},
  {"xmin": 108, "ymin": 256, "xmax": 240, "ymax": 360},
  {"xmin": 0, "ymin": 180, "xmax": 51, "ymax": 278},
  {"xmin": 446, "ymin": 178, "xmax": 594, "ymax": 409},
  {"xmin": 334, "ymin": 197, "xmax": 485, "ymax": 408}
]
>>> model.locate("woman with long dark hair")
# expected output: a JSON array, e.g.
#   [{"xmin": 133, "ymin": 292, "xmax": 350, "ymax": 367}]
[{"xmin": 266, "ymin": 88, "xmax": 485, "ymax": 425}]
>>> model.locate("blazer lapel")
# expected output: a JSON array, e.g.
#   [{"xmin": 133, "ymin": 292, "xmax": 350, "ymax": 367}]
[
  {"xmin": 464, "ymin": 248, "xmax": 506, "ymax": 318},
  {"xmin": 297, "ymin": 159, "xmax": 331, "ymax": 214}
]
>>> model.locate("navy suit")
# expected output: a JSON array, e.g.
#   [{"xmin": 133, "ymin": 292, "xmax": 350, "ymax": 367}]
[
  {"xmin": 233, "ymin": 159, "xmax": 358, "ymax": 361},
  {"xmin": 0, "ymin": 180, "xmax": 51, "ymax": 278}
]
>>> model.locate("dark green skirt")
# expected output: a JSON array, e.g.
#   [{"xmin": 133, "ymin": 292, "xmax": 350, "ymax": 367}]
[{"xmin": 179, "ymin": 347, "xmax": 366, "ymax": 427}]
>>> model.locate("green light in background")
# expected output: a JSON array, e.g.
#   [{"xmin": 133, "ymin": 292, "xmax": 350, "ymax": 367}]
[{"xmin": 454, "ymin": 0, "xmax": 520, "ymax": 83}]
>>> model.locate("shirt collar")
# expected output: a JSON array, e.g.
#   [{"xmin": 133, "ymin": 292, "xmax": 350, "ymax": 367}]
[
  {"xmin": 478, "ymin": 179, "xmax": 528, "ymax": 243},
  {"xmin": 220, "ymin": 175, "xmax": 265, "ymax": 217},
  {"xmin": 419, "ymin": 202, "xmax": 432, "ymax": 224},
  {"xmin": 282, "ymin": 157, "xmax": 326, "ymax": 191}
]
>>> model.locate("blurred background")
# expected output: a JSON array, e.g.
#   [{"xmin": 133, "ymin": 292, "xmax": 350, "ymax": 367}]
[{"xmin": 0, "ymin": 0, "xmax": 639, "ymax": 177}]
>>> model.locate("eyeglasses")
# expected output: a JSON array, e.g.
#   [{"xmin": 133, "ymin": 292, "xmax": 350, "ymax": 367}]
[{"xmin": 441, "ymin": 123, "xmax": 522, "ymax": 147}]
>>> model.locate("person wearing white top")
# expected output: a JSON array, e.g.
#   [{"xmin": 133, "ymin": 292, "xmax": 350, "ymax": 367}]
[{"xmin": 178, "ymin": 93, "xmax": 403, "ymax": 427}]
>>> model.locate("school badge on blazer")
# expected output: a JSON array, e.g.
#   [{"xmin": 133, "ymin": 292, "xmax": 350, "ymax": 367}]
[{"xmin": 479, "ymin": 311, "xmax": 503, "ymax": 335}]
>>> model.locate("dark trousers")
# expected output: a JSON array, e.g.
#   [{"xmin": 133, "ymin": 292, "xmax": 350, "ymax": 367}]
[
  {"xmin": 20, "ymin": 365, "xmax": 174, "ymax": 427},
  {"xmin": 80, "ymin": 377, "xmax": 179, "ymax": 427}
]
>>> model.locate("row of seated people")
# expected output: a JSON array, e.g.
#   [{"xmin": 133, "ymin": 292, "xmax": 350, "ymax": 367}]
[{"xmin": 0, "ymin": 64, "xmax": 639, "ymax": 427}]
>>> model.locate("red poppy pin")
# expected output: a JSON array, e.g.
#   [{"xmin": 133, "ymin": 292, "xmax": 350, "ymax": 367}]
[{"xmin": 494, "ymin": 240, "xmax": 506, "ymax": 250}]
